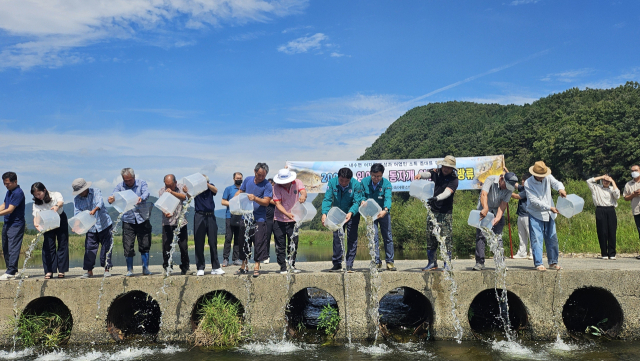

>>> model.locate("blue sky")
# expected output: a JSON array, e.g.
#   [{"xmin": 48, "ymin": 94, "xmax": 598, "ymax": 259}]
[{"xmin": 1, "ymin": 0, "xmax": 639, "ymax": 205}]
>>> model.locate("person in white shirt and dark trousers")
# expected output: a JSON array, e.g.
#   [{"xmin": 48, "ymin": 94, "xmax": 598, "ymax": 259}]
[{"xmin": 587, "ymin": 175, "xmax": 620, "ymax": 260}]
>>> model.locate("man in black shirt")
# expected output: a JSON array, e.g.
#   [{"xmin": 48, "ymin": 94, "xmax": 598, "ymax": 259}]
[{"xmin": 415, "ymin": 155, "xmax": 459, "ymax": 271}]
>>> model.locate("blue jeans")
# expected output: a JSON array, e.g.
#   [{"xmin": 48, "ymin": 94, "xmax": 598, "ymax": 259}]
[
  {"xmin": 373, "ymin": 213, "xmax": 394, "ymax": 264},
  {"xmin": 529, "ymin": 215, "xmax": 559, "ymax": 267}
]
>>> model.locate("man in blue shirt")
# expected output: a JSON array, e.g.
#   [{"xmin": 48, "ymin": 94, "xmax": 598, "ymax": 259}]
[
  {"xmin": 321, "ymin": 167, "xmax": 364, "ymax": 273},
  {"xmin": 0, "ymin": 172, "xmax": 25, "ymax": 280},
  {"xmin": 360, "ymin": 163, "xmax": 396, "ymax": 271},
  {"xmin": 193, "ymin": 174, "xmax": 224, "ymax": 276},
  {"xmin": 72, "ymin": 178, "xmax": 114, "ymax": 279},
  {"xmin": 107, "ymin": 167, "xmax": 152, "ymax": 277},
  {"xmin": 235, "ymin": 163, "xmax": 273, "ymax": 277},
  {"xmin": 220, "ymin": 172, "xmax": 243, "ymax": 267}
]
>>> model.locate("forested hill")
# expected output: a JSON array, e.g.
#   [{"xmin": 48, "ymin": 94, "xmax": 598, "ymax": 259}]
[{"xmin": 360, "ymin": 82, "xmax": 640, "ymax": 182}]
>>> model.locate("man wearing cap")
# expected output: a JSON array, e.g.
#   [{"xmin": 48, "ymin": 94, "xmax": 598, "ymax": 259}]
[
  {"xmin": 415, "ymin": 155, "xmax": 459, "ymax": 271},
  {"xmin": 72, "ymin": 178, "xmax": 114, "ymax": 279},
  {"xmin": 525, "ymin": 161, "xmax": 566, "ymax": 271},
  {"xmin": 193, "ymin": 174, "xmax": 224, "ymax": 276},
  {"xmin": 272, "ymin": 168, "xmax": 307, "ymax": 274},
  {"xmin": 0, "ymin": 172, "xmax": 25, "ymax": 281},
  {"xmin": 159, "ymin": 174, "xmax": 190, "ymax": 276},
  {"xmin": 107, "ymin": 167, "xmax": 152, "ymax": 277},
  {"xmin": 472, "ymin": 172, "xmax": 518, "ymax": 271},
  {"xmin": 361, "ymin": 163, "xmax": 396, "ymax": 271},
  {"xmin": 622, "ymin": 165, "xmax": 640, "ymax": 260},
  {"xmin": 321, "ymin": 167, "xmax": 364, "ymax": 273}
]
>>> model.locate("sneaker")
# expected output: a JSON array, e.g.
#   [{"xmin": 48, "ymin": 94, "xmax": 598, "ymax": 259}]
[
  {"xmin": 472, "ymin": 263, "xmax": 485, "ymax": 271},
  {"xmin": 263, "ymin": 259, "xmax": 270, "ymax": 264},
  {"xmin": 143, "ymin": 268, "xmax": 152, "ymax": 276},
  {"xmin": 0, "ymin": 273, "xmax": 16, "ymax": 281},
  {"xmin": 609, "ymin": 256, "xmax": 616, "ymax": 260},
  {"xmin": 513, "ymin": 253, "xmax": 527, "ymax": 259},
  {"xmin": 528, "ymin": 254, "xmax": 533, "ymax": 260},
  {"xmin": 104, "ymin": 269, "xmax": 111, "ymax": 277},
  {"xmin": 346, "ymin": 266, "xmax": 355, "ymax": 273},
  {"xmin": 196, "ymin": 270, "xmax": 205, "ymax": 276},
  {"xmin": 222, "ymin": 259, "xmax": 229, "ymax": 267},
  {"xmin": 291, "ymin": 266, "xmax": 301, "ymax": 274},
  {"xmin": 81, "ymin": 271, "xmax": 93, "ymax": 279},
  {"xmin": 601, "ymin": 256, "xmax": 609, "ymax": 260},
  {"xmin": 125, "ymin": 270, "xmax": 134, "ymax": 277},
  {"xmin": 280, "ymin": 269, "xmax": 288, "ymax": 274},
  {"xmin": 386, "ymin": 262, "xmax": 397, "ymax": 271},
  {"xmin": 233, "ymin": 260, "xmax": 243, "ymax": 266},
  {"xmin": 211, "ymin": 268, "xmax": 225, "ymax": 275},
  {"xmin": 329, "ymin": 264, "xmax": 342, "ymax": 272}
]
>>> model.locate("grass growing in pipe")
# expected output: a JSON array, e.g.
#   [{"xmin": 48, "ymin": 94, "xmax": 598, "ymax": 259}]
[
  {"xmin": 12, "ymin": 311, "xmax": 72, "ymax": 348},
  {"xmin": 191, "ymin": 292, "xmax": 244, "ymax": 348},
  {"xmin": 317, "ymin": 304, "xmax": 341, "ymax": 336}
]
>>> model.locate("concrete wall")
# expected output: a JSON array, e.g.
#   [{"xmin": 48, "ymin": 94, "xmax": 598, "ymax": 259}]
[{"xmin": 1, "ymin": 269, "xmax": 639, "ymax": 344}]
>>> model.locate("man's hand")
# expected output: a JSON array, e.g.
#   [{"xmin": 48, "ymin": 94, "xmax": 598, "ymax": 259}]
[
  {"xmin": 287, "ymin": 212, "xmax": 295, "ymax": 221},
  {"xmin": 137, "ymin": 197, "xmax": 142, "ymax": 204},
  {"xmin": 165, "ymin": 212, "xmax": 172, "ymax": 218},
  {"xmin": 559, "ymin": 189, "xmax": 567, "ymax": 198},
  {"xmin": 634, "ymin": 189, "xmax": 640, "ymax": 197},
  {"xmin": 321, "ymin": 214, "xmax": 327, "ymax": 226},
  {"xmin": 89, "ymin": 209, "xmax": 97, "ymax": 216},
  {"xmin": 492, "ymin": 216, "xmax": 501, "ymax": 226},
  {"xmin": 247, "ymin": 194, "xmax": 256, "ymax": 201},
  {"xmin": 345, "ymin": 212, "xmax": 352, "ymax": 222},
  {"xmin": 414, "ymin": 174, "xmax": 422, "ymax": 180},
  {"xmin": 480, "ymin": 208, "xmax": 489, "ymax": 219},
  {"xmin": 50, "ymin": 205, "xmax": 58, "ymax": 212},
  {"xmin": 108, "ymin": 196, "xmax": 115, "ymax": 204},
  {"xmin": 377, "ymin": 210, "xmax": 387, "ymax": 219},
  {"xmin": 550, "ymin": 207, "xmax": 559, "ymax": 214},
  {"xmin": 360, "ymin": 201, "xmax": 366, "ymax": 206},
  {"xmin": 183, "ymin": 185, "xmax": 188, "ymax": 193},
  {"xmin": 299, "ymin": 194, "xmax": 306, "ymax": 203}
]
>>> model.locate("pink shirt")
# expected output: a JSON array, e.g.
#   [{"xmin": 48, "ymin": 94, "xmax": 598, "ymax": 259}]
[{"xmin": 273, "ymin": 179, "xmax": 305, "ymax": 223}]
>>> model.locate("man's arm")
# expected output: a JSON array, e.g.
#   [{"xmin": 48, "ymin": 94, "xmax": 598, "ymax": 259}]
[
  {"xmin": 493, "ymin": 201, "xmax": 508, "ymax": 224},
  {"xmin": 0, "ymin": 202, "xmax": 5, "ymax": 212},
  {"xmin": 0, "ymin": 204, "xmax": 16, "ymax": 217},
  {"xmin": 207, "ymin": 183, "xmax": 218, "ymax": 195},
  {"xmin": 549, "ymin": 175, "xmax": 567, "ymax": 197},
  {"xmin": 479, "ymin": 190, "xmax": 489, "ymax": 218},
  {"xmin": 275, "ymin": 200, "xmax": 294, "ymax": 220},
  {"xmin": 139, "ymin": 180, "xmax": 150, "ymax": 201}
]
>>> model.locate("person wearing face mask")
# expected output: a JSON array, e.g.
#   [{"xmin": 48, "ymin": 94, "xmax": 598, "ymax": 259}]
[
  {"xmin": 587, "ymin": 174, "xmax": 620, "ymax": 260},
  {"xmin": 623, "ymin": 165, "xmax": 640, "ymax": 260},
  {"xmin": 221, "ymin": 172, "xmax": 244, "ymax": 267},
  {"xmin": 30, "ymin": 182, "xmax": 69, "ymax": 279}
]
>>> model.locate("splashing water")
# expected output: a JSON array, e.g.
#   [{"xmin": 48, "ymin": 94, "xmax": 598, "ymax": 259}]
[
  {"xmin": 364, "ymin": 216, "xmax": 381, "ymax": 344},
  {"xmin": 337, "ymin": 228, "xmax": 352, "ymax": 345},
  {"xmin": 12, "ymin": 231, "xmax": 44, "ymax": 350},
  {"xmin": 95, "ymin": 212, "xmax": 124, "ymax": 320},
  {"xmin": 243, "ymin": 212, "xmax": 255, "ymax": 262},
  {"xmin": 552, "ymin": 221, "xmax": 571, "ymax": 340},
  {"xmin": 423, "ymin": 202, "xmax": 463, "ymax": 342},
  {"xmin": 480, "ymin": 226, "xmax": 513, "ymax": 341},
  {"xmin": 280, "ymin": 223, "xmax": 301, "ymax": 340}
]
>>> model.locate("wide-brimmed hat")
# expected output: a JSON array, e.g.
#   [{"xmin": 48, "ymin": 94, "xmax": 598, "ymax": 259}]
[
  {"xmin": 437, "ymin": 155, "xmax": 457, "ymax": 170},
  {"xmin": 503, "ymin": 172, "xmax": 518, "ymax": 191},
  {"xmin": 529, "ymin": 161, "xmax": 552, "ymax": 178},
  {"xmin": 72, "ymin": 178, "xmax": 92, "ymax": 196},
  {"xmin": 273, "ymin": 168, "xmax": 297, "ymax": 184}
]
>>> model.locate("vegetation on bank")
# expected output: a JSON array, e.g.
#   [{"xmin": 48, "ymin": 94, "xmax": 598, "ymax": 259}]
[
  {"xmin": 191, "ymin": 292, "xmax": 244, "ymax": 348},
  {"xmin": 13, "ymin": 311, "xmax": 72, "ymax": 348}
]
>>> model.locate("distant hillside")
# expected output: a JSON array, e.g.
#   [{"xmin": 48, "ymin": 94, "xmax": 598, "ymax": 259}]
[
  {"xmin": 25, "ymin": 196, "xmax": 226, "ymax": 235},
  {"xmin": 361, "ymin": 82, "xmax": 640, "ymax": 183}
]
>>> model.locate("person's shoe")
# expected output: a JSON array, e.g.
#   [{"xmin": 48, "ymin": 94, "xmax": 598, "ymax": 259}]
[
  {"xmin": 211, "ymin": 268, "xmax": 225, "ymax": 275},
  {"xmin": 601, "ymin": 256, "xmax": 609, "ymax": 260},
  {"xmin": 125, "ymin": 270, "xmax": 134, "ymax": 277},
  {"xmin": 180, "ymin": 269, "xmax": 188, "ymax": 275},
  {"xmin": 472, "ymin": 263, "xmax": 485, "ymax": 271},
  {"xmin": 263, "ymin": 258, "xmax": 270, "ymax": 264},
  {"xmin": 386, "ymin": 262, "xmax": 397, "ymax": 271},
  {"xmin": 126, "ymin": 256, "xmax": 134, "ymax": 273},
  {"xmin": 141, "ymin": 253, "xmax": 151, "ymax": 275},
  {"xmin": 196, "ymin": 270, "xmax": 205, "ymax": 276},
  {"xmin": 609, "ymin": 256, "xmax": 616, "ymax": 260},
  {"xmin": 376, "ymin": 263, "xmax": 382, "ymax": 269},
  {"xmin": 329, "ymin": 264, "xmax": 342, "ymax": 272},
  {"xmin": 346, "ymin": 266, "xmax": 355, "ymax": 273},
  {"xmin": 143, "ymin": 268, "xmax": 152, "ymax": 276},
  {"xmin": 233, "ymin": 259, "xmax": 243, "ymax": 266},
  {"xmin": 513, "ymin": 252, "xmax": 527, "ymax": 259},
  {"xmin": 222, "ymin": 259, "xmax": 229, "ymax": 267},
  {"xmin": 291, "ymin": 266, "xmax": 301, "ymax": 274},
  {"xmin": 280, "ymin": 269, "xmax": 288, "ymax": 274},
  {"xmin": 103, "ymin": 268, "xmax": 111, "ymax": 277},
  {"xmin": 1, "ymin": 273, "xmax": 16, "ymax": 280},
  {"xmin": 422, "ymin": 250, "xmax": 438, "ymax": 271},
  {"xmin": 527, "ymin": 254, "xmax": 533, "ymax": 260}
]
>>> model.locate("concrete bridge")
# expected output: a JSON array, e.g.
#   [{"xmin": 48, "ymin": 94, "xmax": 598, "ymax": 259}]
[{"xmin": 1, "ymin": 257, "xmax": 640, "ymax": 344}]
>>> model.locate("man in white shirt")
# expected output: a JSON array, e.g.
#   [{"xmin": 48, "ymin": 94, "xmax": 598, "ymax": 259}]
[
  {"xmin": 524, "ymin": 161, "xmax": 567, "ymax": 271},
  {"xmin": 622, "ymin": 164, "xmax": 640, "ymax": 259}
]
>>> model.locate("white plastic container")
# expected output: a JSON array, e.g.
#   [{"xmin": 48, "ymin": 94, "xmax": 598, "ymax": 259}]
[
  {"xmin": 325, "ymin": 207, "xmax": 347, "ymax": 232},
  {"xmin": 181, "ymin": 173, "xmax": 208, "ymax": 197},
  {"xmin": 112, "ymin": 189, "xmax": 138, "ymax": 214},
  {"xmin": 69, "ymin": 210, "xmax": 97, "ymax": 235},
  {"xmin": 467, "ymin": 210, "xmax": 495, "ymax": 229},
  {"xmin": 35, "ymin": 210, "xmax": 61, "ymax": 232},
  {"xmin": 291, "ymin": 202, "xmax": 318, "ymax": 224},
  {"xmin": 556, "ymin": 194, "xmax": 585, "ymax": 219},
  {"xmin": 409, "ymin": 180, "xmax": 435, "ymax": 201},
  {"xmin": 359, "ymin": 199, "xmax": 382, "ymax": 218},
  {"xmin": 229, "ymin": 193, "xmax": 254, "ymax": 215},
  {"xmin": 154, "ymin": 192, "xmax": 181, "ymax": 215}
]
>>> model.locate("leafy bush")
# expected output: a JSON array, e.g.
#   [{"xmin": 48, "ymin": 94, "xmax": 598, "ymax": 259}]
[{"xmin": 317, "ymin": 304, "xmax": 340, "ymax": 336}]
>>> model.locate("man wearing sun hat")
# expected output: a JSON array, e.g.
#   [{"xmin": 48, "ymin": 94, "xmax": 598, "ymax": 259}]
[
  {"xmin": 472, "ymin": 171, "xmax": 519, "ymax": 271},
  {"xmin": 72, "ymin": 178, "xmax": 114, "ymax": 279},
  {"xmin": 524, "ymin": 161, "xmax": 567, "ymax": 271},
  {"xmin": 272, "ymin": 168, "xmax": 307, "ymax": 274}
]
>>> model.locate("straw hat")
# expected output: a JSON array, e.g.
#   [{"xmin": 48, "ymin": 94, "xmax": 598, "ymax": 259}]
[
  {"xmin": 529, "ymin": 161, "xmax": 552, "ymax": 178},
  {"xmin": 437, "ymin": 155, "xmax": 457, "ymax": 171},
  {"xmin": 71, "ymin": 178, "xmax": 92, "ymax": 196},
  {"xmin": 273, "ymin": 168, "xmax": 297, "ymax": 184}
]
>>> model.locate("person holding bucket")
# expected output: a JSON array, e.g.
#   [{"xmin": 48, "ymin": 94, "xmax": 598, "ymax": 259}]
[
  {"xmin": 31, "ymin": 182, "xmax": 69, "ymax": 279},
  {"xmin": 361, "ymin": 163, "xmax": 396, "ymax": 271},
  {"xmin": 72, "ymin": 178, "xmax": 113, "ymax": 279},
  {"xmin": 272, "ymin": 168, "xmax": 307, "ymax": 274},
  {"xmin": 159, "ymin": 174, "xmax": 190, "ymax": 275},
  {"xmin": 524, "ymin": 161, "xmax": 566, "ymax": 271},
  {"xmin": 220, "ymin": 172, "xmax": 244, "ymax": 267}
]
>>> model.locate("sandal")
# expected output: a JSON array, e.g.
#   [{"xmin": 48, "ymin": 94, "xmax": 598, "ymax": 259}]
[
  {"xmin": 636, "ymin": 255, "xmax": 640, "ymax": 260},
  {"xmin": 536, "ymin": 266, "xmax": 546, "ymax": 271},
  {"xmin": 549, "ymin": 264, "xmax": 563, "ymax": 270},
  {"xmin": 58, "ymin": 273, "xmax": 65, "ymax": 278},
  {"xmin": 234, "ymin": 268, "xmax": 248, "ymax": 275},
  {"xmin": 44, "ymin": 273, "xmax": 52, "ymax": 279},
  {"xmin": 253, "ymin": 269, "xmax": 260, "ymax": 278}
]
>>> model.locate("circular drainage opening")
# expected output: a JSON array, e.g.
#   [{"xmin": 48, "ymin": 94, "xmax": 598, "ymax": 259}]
[
  {"xmin": 18, "ymin": 297, "xmax": 73, "ymax": 347},
  {"xmin": 379, "ymin": 287, "xmax": 433, "ymax": 342},
  {"xmin": 106, "ymin": 290, "xmax": 161, "ymax": 341},
  {"xmin": 190, "ymin": 290, "xmax": 245, "ymax": 348},
  {"xmin": 562, "ymin": 287, "xmax": 623, "ymax": 339},
  {"xmin": 285, "ymin": 287, "xmax": 339, "ymax": 342},
  {"xmin": 468, "ymin": 289, "xmax": 529, "ymax": 339}
]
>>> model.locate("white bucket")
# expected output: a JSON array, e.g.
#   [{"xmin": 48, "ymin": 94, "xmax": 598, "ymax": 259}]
[
  {"xmin": 409, "ymin": 180, "xmax": 435, "ymax": 201},
  {"xmin": 556, "ymin": 194, "xmax": 585, "ymax": 218},
  {"xmin": 467, "ymin": 210, "xmax": 495, "ymax": 229},
  {"xmin": 359, "ymin": 199, "xmax": 382, "ymax": 218},
  {"xmin": 112, "ymin": 190, "xmax": 138, "ymax": 214},
  {"xmin": 155, "ymin": 192, "xmax": 181, "ymax": 215},
  {"xmin": 35, "ymin": 210, "xmax": 61, "ymax": 232},
  {"xmin": 229, "ymin": 193, "xmax": 254, "ymax": 215},
  {"xmin": 291, "ymin": 202, "xmax": 317, "ymax": 224},
  {"xmin": 181, "ymin": 173, "xmax": 208, "ymax": 197},
  {"xmin": 325, "ymin": 207, "xmax": 347, "ymax": 232},
  {"xmin": 69, "ymin": 210, "xmax": 97, "ymax": 235}
]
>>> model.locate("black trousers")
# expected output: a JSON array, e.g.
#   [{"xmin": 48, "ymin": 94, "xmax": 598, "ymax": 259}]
[
  {"xmin": 162, "ymin": 224, "xmax": 189, "ymax": 271},
  {"xmin": 265, "ymin": 218, "xmax": 276, "ymax": 259},
  {"xmin": 595, "ymin": 206, "xmax": 617, "ymax": 257},
  {"xmin": 241, "ymin": 221, "xmax": 268, "ymax": 262},
  {"xmin": 635, "ymin": 213, "xmax": 640, "ymax": 240},
  {"xmin": 223, "ymin": 218, "xmax": 242, "ymax": 261},
  {"xmin": 83, "ymin": 224, "xmax": 113, "ymax": 271},
  {"xmin": 122, "ymin": 220, "xmax": 152, "ymax": 257},
  {"xmin": 274, "ymin": 221, "xmax": 298, "ymax": 270},
  {"xmin": 42, "ymin": 211, "xmax": 69, "ymax": 273},
  {"xmin": 194, "ymin": 212, "xmax": 219, "ymax": 270}
]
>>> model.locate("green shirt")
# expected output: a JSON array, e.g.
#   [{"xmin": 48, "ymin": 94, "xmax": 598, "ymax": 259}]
[
  {"xmin": 321, "ymin": 177, "xmax": 364, "ymax": 215},
  {"xmin": 360, "ymin": 176, "xmax": 392, "ymax": 211}
]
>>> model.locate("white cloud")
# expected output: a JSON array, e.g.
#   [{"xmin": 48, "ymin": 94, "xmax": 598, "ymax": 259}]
[
  {"xmin": 0, "ymin": 0, "xmax": 308, "ymax": 70},
  {"xmin": 509, "ymin": 0, "xmax": 540, "ymax": 5},
  {"xmin": 228, "ymin": 31, "xmax": 266, "ymax": 41},
  {"xmin": 281, "ymin": 25, "xmax": 312, "ymax": 33},
  {"xmin": 330, "ymin": 52, "xmax": 344, "ymax": 57},
  {"xmin": 540, "ymin": 68, "xmax": 594, "ymax": 82},
  {"xmin": 277, "ymin": 32, "xmax": 327, "ymax": 54}
]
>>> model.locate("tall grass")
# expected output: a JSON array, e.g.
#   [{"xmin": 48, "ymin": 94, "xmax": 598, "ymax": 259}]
[
  {"xmin": 13, "ymin": 311, "xmax": 72, "ymax": 348},
  {"xmin": 191, "ymin": 292, "xmax": 244, "ymax": 348}
]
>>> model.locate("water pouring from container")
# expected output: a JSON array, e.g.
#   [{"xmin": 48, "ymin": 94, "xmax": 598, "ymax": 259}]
[
  {"xmin": 229, "ymin": 193, "xmax": 254, "ymax": 216},
  {"xmin": 324, "ymin": 207, "xmax": 347, "ymax": 232}
]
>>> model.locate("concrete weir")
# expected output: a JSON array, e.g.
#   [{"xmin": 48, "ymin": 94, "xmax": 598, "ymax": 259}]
[{"xmin": 1, "ymin": 258, "xmax": 640, "ymax": 344}]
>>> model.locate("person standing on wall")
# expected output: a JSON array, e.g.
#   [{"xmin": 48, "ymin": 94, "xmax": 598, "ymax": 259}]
[
  {"xmin": 622, "ymin": 165, "xmax": 640, "ymax": 260},
  {"xmin": 31, "ymin": 182, "xmax": 69, "ymax": 279},
  {"xmin": 159, "ymin": 174, "xmax": 190, "ymax": 275},
  {"xmin": 415, "ymin": 155, "xmax": 459, "ymax": 271},
  {"xmin": 0, "ymin": 172, "xmax": 25, "ymax": 281},
  {"xmin": 511, "ymin": 173, "xmax": 532, "ymax": 259},
  {"xmin": 220, "ymin": 172, "xmax": 243, "ymax": 267},
  {"xmin": 192, "ymin": 174, "xmax": 224, "ymax": 276},
  {"xmin": 587, "ymin": 174, "xmax": 620, "ymax": 260},
  {"xmin": 108, "ymin": 167, "xmax": 152, "ymax": 277},
  {"xmin": 263, "ymin": 178, "xmax": 277, "ymax": 264},
  {"xmin": 321, "ymin": 167, "xmax": 364, "ymax": 273},
  {"xmin": 272, "ymin": 168, "xmax": 307, "ymax": 274},
  {"xmin": 361, "ymin": 163, "xmax": 396, "ymax": 271}
]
